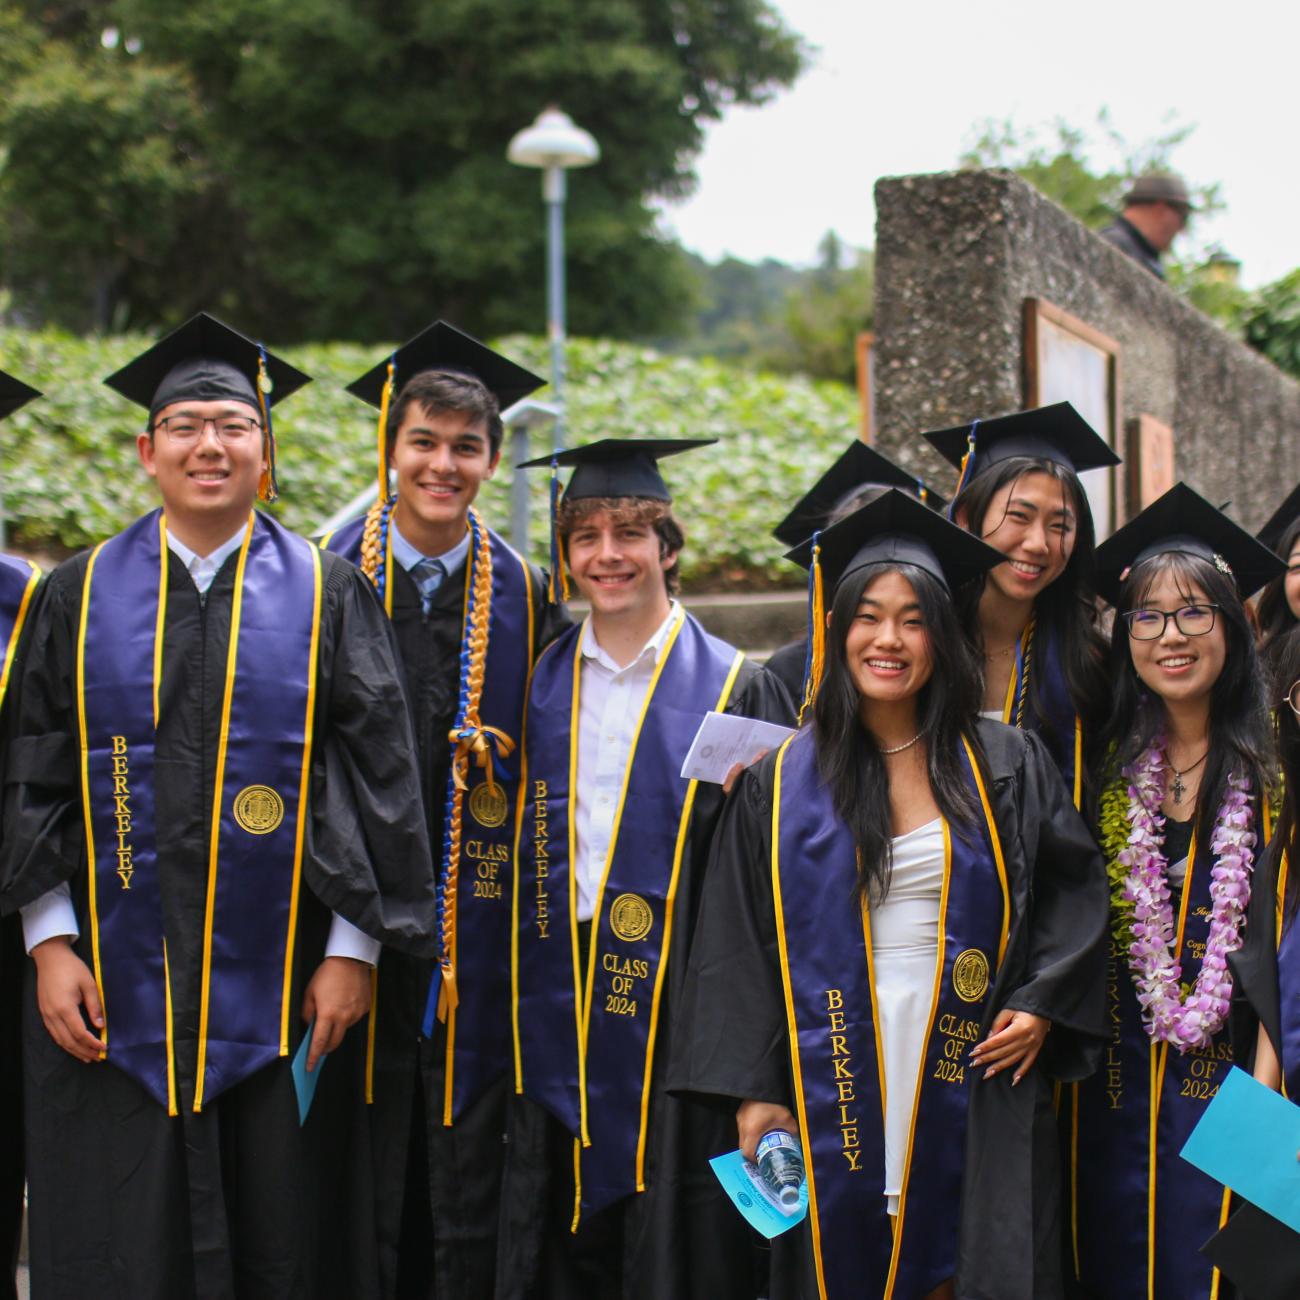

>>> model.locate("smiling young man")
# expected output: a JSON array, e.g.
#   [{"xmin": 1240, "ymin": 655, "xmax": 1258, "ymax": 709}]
[
  {"xmin": 503, "ymin": 439, "xmax": 787, "ymax": 1300},
  {"xmin": 0, "ymin": 315, "xmax": 435, "ymax": 1300},
  {"xmin": 320, "ymin": 322, "xmax": 568, "ymax": 1299}
]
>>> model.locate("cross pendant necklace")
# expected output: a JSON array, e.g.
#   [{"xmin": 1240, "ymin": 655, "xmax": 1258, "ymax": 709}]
[{"xmin": 1170, "ymin": 749, "xmax": 1208, "ymax": 805}]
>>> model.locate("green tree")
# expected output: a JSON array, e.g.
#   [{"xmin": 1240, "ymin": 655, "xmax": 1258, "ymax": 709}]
[
  {"xmin": 0, "ymin": 0, "xmax": 806, "ymax": 342},
  {"xmin": 1241, "ymin": 268, "xmax": 1300, "ymax": 379}
]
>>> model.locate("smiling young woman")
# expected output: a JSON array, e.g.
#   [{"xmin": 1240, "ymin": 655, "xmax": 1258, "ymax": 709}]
[
  {"xmin": 672, "ymin": 489, "xmax": 1107, "ymax": 1300},
  {"xmin": 1068, "ymin": 483, "xmax": 1283, "ymax": 1300},
  {"xmin": 926, "ymin": 404, "xmax": 1120, "ymax": 807}
]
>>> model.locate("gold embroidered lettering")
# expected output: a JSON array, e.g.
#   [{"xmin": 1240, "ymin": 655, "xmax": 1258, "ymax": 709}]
[{"xmin": 108, "ymin": 737, "xmax": 134, "ymax": 889}]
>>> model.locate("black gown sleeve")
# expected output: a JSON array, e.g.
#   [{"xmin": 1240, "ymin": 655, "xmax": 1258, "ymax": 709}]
[
  {"xmin": 1000, "ymin": 729, "xmax": 1109, "ymax": 1081},
  {"xmin": 302, "ymin": 558, "xmax": 436, "ymax": 957},
  {"xmin": 1228, "ymin": 837, "xmax": 1283, "ymax": 1069},
  {"xmin": 726, "ymin": 656, "xmax": 799, "ymax": 729},
  {"xmin": 669, "ymin": 763, "xmax": 792, "ymax": 1112},
  {"xmin": 528, "ymin": 563, "xmax": 571, "ymax": 657},
  {"xmin": 0, "ymin": 562, "xmax": 85, "ymax": 913}
]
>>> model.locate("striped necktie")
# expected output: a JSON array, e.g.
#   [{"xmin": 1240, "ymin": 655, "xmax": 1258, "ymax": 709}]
[{"xmin": 412, "ymin": 557, "xmax": 447, "ymax": 615}]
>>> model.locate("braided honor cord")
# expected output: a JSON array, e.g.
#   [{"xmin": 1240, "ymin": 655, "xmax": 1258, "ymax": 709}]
[
  {"xmin": 427, "ymin": 507, "xmax": 516, "ymax": 1028},
  {"xmin": 1014, "ymin": 614, "xmax": 1036, "ymax": 728}
]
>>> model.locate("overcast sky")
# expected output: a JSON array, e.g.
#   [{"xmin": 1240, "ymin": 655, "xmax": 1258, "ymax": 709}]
[{"xmin": 658, "ymin": 0, "xmax": 1297, "ymax": 288}]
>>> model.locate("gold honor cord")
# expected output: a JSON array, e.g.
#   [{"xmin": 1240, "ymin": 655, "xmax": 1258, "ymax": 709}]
[
  {"xmin": 632, "ymin": 648, "xmax": 745, "ymax": 1190},
  {"xmin": 0, "ymin": 561, "xmax": 40, "ymax": 713},
  {"xmin": 571, "ymin": 609, "xmax": 687, "ymax": 1230},
  {"xmin": 278, "ymin": 543, "xmax": 322, "ymax": 1056},
  {"xmin": 770, "ymin": 734, "xmax": 830, "ymax": 1300}
]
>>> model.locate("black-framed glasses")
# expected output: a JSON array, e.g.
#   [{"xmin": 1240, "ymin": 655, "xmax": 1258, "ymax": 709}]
[
  {"xmin": 1122, "ymin": 603, "xmax": 1221, "ymax": 640},
  {"xmin": 153, "ymin": 415, "xmax": 262, "ymax": 444}
]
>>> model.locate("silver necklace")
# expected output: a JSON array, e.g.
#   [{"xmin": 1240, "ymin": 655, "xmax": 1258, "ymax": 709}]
[
  {"xmin": 880, "ymin": 732, "xmax": 924, "ymax": 755},
  {"xmin": 1169, "ymin": 749, "xmax": 1208, "ymax": 804}
]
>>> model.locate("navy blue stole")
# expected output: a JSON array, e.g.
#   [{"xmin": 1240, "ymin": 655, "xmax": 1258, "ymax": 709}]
[
  {"xmin": 1273, "ymin": 854, "xmax": 1300, "ymax": 1098},
  {"xmin": 0, "ymin": 553, "xmax": 40, "ymax": 712},
  {"xmin": 323, "ymin": 515, "xmax": 535, "ymax": 1122},
  {"xmin": 1072, "ymin": 835, "xmax": 1233, "ymax": 1300},
  {"xmin": 772, "ymin": 728, "xmax": 1010, "ymax": 1300},
  {"xmin": 512, "ymin": 611, "xmax": 744, "ymax": 1220},
  {"xmin": 77, "ymin": 509, "xmax": 321, "ymax": 1113},
  {"xmin": 1005, "ymin": 618, "xmax": 1082, "ymax": 807}
]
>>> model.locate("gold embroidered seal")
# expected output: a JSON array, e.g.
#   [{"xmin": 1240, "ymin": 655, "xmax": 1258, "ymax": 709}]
[
  {"xmin": 469, "ymin": 780, "xmax": 509, "ymax": 829},
  {"xmin": 952, "ymin": 948, "xmax": 990, "ymax": 1003},
  {"xmin": 233, "ymin": 785, "xmax": 285, "ymax": 835},
  {"xmin": 609, "ymin": 893, "xmax": 653, "ymax": 943}
]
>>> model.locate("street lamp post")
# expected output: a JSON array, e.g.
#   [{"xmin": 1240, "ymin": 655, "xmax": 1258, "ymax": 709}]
[{"xmin": 506, "ymin": 106, "xmax": 599, "ymax": 453}]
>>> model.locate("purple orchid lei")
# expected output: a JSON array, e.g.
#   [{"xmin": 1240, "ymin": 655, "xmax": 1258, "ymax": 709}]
[{"xmin": 1116, "ymin": 740, "xmax": 1256, "ymax": 1052}]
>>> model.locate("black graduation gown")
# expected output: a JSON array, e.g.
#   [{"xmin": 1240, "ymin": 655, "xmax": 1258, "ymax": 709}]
[
  {"xmin": 0, "ymin": 543, "xmax": 436, "ymax": 1300},
  {"xmin": 367, "ymin": 555, "xmax": 568, "ymax": 1300},
  {"xmin": 670, "ymin": 720, "xmax": 1108, "ymax": 1300},
  {"xmin": 494, "ymin": 657, "xmax": 793, "ymax": 1300},
  {"xmin": 0, "ymin": 567, "xmax": 38, "ymax": 1300},
  {"xmin": 757, "ymin": 638, "xmax": 805, "ymax": 728}
]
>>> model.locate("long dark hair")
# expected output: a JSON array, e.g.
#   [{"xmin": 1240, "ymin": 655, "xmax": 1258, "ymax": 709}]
[
  {"xmin": 953, "ymin": 458, "xmax": 1108, "ymax": 737},
  {"xmin": 812, "ymin": 561, "xmax": 983, "ymax": 904},
  {"xmin": 1095, "ymin": 551, "xmax": 1273, "ymax": 846},
  {"xmin": 1256, "ymin": 514, "xmax": 1300, "ymax": 678},
  {"xmin": 1261, "ymin": 626, "xmax": 1300, "ymax": 921}
]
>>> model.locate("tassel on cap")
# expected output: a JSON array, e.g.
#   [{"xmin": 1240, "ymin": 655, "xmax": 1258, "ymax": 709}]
[
  {"xmin": 798, "ymin": 531, "xmax": 826, "ymax": 724},
  {"xmin": 376, "ymin": 356, "xmax": 396, "ymax": 502},
  {"xmin": 547, "ymin": 456, "xmax": 570, "ymax": 603},
  {"xmin": 255, "ymin": 345, "xmax": 279, "ymax": 503},
  {"xmin": 945, "ymin": 417, "xmax": 980, "ymax": 522}
]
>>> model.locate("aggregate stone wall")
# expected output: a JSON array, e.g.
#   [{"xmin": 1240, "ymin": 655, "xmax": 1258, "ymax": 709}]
[{"xmin": 871, "ymin": 169, "xmax": 1300, "ymax": 531}]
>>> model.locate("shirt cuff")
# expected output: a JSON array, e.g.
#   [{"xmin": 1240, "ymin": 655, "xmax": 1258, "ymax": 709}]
[
  {"xmin": 20, "ymin": 883, "xmax": 80, "ymax": 954},
  {"xmin": 325, "ymin": 912, "xmax": 381, "ymax": 966}
]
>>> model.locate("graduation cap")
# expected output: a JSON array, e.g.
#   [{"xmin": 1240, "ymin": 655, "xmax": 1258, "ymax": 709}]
[
  {"xmin": 924, "ymin": 402, "xmax": 1120, "ymax": 516},
  {"xmin": 516, "ymin": 438, "xmax": 715, "ymax": 600},
  {"xmin": 103, "ymin": 313, "xmax": 311, "ymax": 504},
  {"xmin": 1094, "ymin": 481, "xmax": 1285, "ymax": 605},
  {"xmin": 0, "ymin": 370, "xmax": 41, "ymax": 421},
  {"xmin": 1201, "ymin": 1202, "xmax": 1300, "ymax": 1300},
  {"xmin": 1257, "ymin": 481, "xmax": 1300, "ymax": 555},
  {"xmin": 346, "ymin": 321, "xmax": 546, "ymax": 503},
  {"xmin": 783, "ymin": 488, "xmax": 1004, "ymax": 719},
  {"xmin": 772, "ymin": 441, "xmax": 947, "ymax": 548}
]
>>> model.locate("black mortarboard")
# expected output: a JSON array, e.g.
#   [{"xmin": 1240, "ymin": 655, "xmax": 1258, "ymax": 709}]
[
  {"xmin": 102, "ymin": 312, "xmax": 311, "ymax": 503},
  {"xmin": 1095, "ymin": 482, "xmax": 1284, "ymax": 604},
  {"xmin": 772, "ymin": 441, "xmax": 947, "ymax": 548},
  {"xmin": 0, "ymin": 370, "xmax": 41, "ymax": 421},
  {"xmin": 346, "ymin": 320, "xmax": 545, "ymax": 413},
  {"xmin": 1201, "ymin": 1202, "xmax": 1300, "ymax": 1300},
  {"xmin": 517, "ymin": 438, "xmax": 714, "ymax": 503},
  {"xmin": 1257, "ymin": 481, "xmax": 1300, "ymax": 554},
  {"xmin": 517, "ymin": 438, "xmax": 715, "ymax": 602},
  {"xmin": 103, "ymin": 312, "xmax": 310, "ymax": 418},
  {"xmin": 925, "ymin": 402, "xmax": 1120, "ymax": 509},
  {"xmin": 785, "ymin": 487, "xmax": 1004, "ymax": 595}
]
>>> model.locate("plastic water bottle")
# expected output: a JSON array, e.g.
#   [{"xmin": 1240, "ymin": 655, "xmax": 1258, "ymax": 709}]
[{"xmin": 756, "ymin": 1129, "xmax": 804, "ymax": 1209}]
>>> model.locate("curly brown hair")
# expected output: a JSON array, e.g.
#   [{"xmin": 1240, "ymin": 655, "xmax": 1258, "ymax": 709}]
[{"xmin": 556, "ymin": 496, "xmax": 685, "ymax": 596}]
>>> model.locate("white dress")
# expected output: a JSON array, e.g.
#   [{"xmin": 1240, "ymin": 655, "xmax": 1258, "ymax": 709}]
[{"xmin": 869, "ymin": 818, "xmax": 945, "ymax": 1213}]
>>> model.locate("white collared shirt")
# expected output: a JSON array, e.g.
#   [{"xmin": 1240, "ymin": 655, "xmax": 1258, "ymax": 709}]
[
  {"xmin": 388, "ymin": 517, "xmax": 470, "ymax": 577},
  {"xmin": 166, "ymin": 523, "xmax": 248, "ymax": 595},
  {"xmin": 572, "ymin": 601, "xmax": 682, "ymax": 922},
  {"xmin": 21, "ymin": 519, "xmax": 380, "ymax": 964}
]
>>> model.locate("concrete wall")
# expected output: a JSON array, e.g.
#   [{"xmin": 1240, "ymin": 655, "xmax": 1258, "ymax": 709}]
[{"xmin": 871, "ymin": 169, "xmax": 1300, "ymax": 531}]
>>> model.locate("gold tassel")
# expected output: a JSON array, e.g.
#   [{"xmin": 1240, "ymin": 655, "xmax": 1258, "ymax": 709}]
[
  {"xmin": 376, "ymin": 359, "xmax": 395, "ymax": 502},
  {"xmin": 798, "ymin": 540, "xmax": 826, "ymax": 723}
]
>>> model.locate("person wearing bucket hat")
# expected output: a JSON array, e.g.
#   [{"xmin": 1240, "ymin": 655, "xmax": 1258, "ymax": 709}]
[
  {"xmin": 1100, "ymin": 172, "xmax": 1195, "ymax": 280},
  {"xmin": 0, "ymin": 315, "xmax": 436, "ymax": 1298},
  {"xmin": 672, "ymin": 490, "xmax": 1107, "ymax": 1300}
]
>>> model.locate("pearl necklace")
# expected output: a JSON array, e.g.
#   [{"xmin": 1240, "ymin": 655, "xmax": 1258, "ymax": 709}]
[{"xmin": 880, "ymin": 732, "xmax": 924, "ymax": 755}]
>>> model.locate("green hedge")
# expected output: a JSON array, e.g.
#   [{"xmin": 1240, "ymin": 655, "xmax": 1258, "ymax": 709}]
[{"xmin": 0, "ymin": 329, "xmax": 860, "ymax": 586}]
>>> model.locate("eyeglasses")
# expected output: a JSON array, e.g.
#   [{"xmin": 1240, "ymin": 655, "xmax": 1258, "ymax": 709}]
[
  {"xmin": 153, "ymin": 415, "xmax": 262, "ymax": 444},
  {"xmin": 1122, "ymin": 604, "xmax": 1221, "ymax": 640},
  {"xmin": 1284, "ymin": 680, "xmax": 1300, "ymax": 719}
]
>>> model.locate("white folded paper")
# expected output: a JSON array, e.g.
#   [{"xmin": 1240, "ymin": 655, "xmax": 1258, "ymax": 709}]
[{"xmin": 679, "ymin": 711, "xmax": 796, "ymax": 784}]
